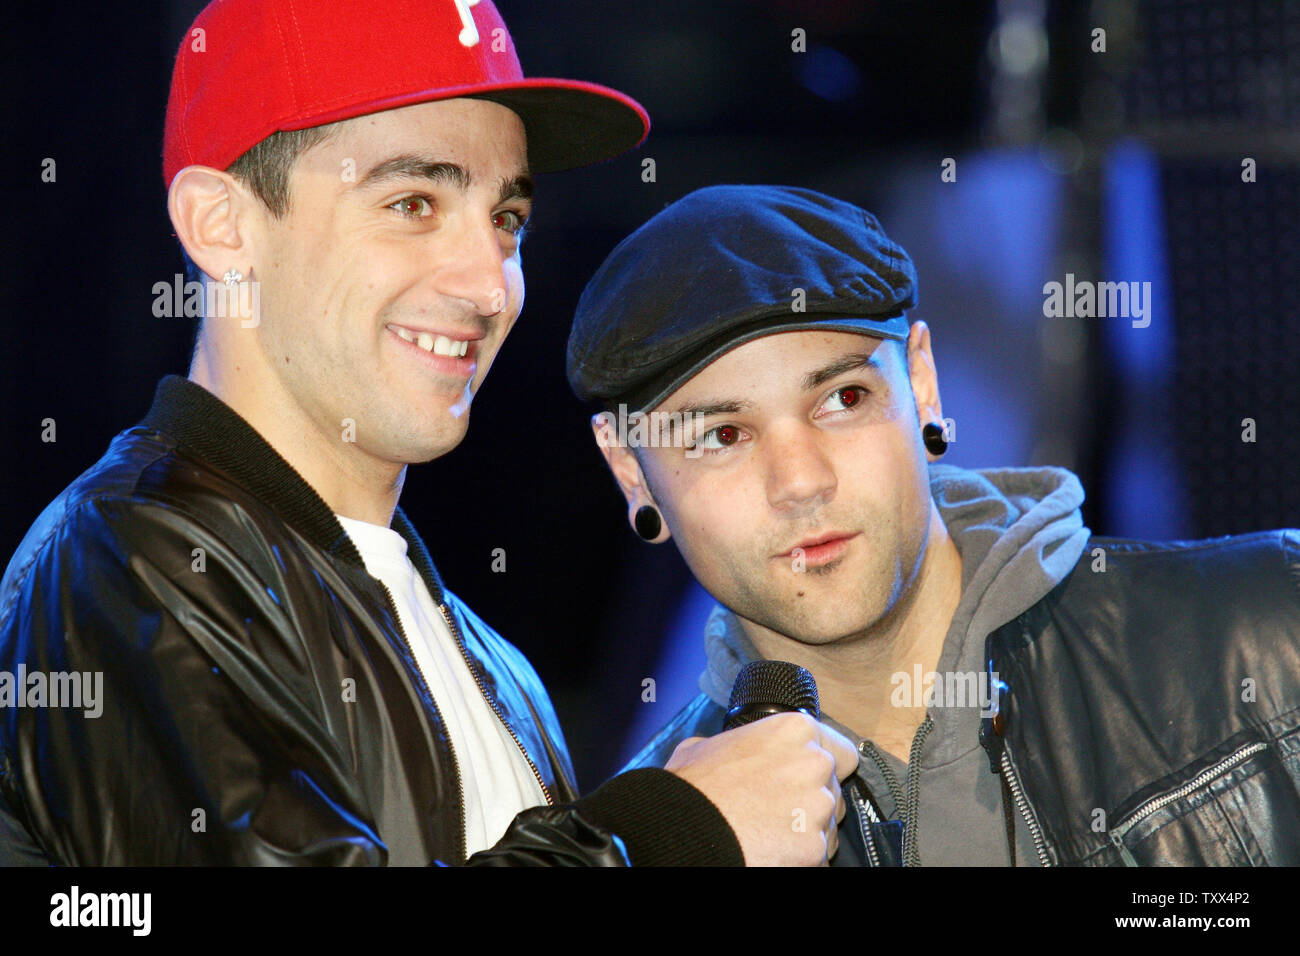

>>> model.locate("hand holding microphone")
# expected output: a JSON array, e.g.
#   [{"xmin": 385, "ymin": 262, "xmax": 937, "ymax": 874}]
[{"xmin": 664, "ymin": 661, "xmax": 856, "ymax": 866}]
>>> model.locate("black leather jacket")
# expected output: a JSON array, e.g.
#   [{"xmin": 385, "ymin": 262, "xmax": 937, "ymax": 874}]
[
  {"xmin": 625, "ymin": 531, "xmax": 1300, "ymax": 865},
  {"xmin": 0, "ymin": 376, "xmax": 742, "ymax": 866}
]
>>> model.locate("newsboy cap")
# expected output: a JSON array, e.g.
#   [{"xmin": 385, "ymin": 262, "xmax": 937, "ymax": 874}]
[{"xmin": 566, "ymin": 184, "xmax": 918, "ymax": 413}]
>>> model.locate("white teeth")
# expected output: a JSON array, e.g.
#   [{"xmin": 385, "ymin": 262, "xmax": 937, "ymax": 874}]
[
  {"xmin": 393, "ymin": 325, "xmax": 470, "ymax": 357},
  {"xmin": 432, "ymin": 336, "xmax": 469, "ymax": 358}
]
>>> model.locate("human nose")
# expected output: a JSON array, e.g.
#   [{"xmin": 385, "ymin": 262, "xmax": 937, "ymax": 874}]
[
  {"xmin": 436, "ymin": 215, "xmax": 511, "ymax": 318},
  {"xmin": 763, "ymin": 422, "xmax": 837, "ymax": 514}
]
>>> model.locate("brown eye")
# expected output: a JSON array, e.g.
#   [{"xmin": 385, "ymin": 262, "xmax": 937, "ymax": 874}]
[
  {"xmin": 391, "ymin": 196, "xmax": 431, "ymax": 219},
  {"xmin": 493, "ymin": 210, "xmax": 526, "ymax": 234},
  {"xmin": 694, "ymin": 423, "xmax": 745, "ymax": 454},
  {"xmin": 822, "ymin": 385, "xmax": 866, "ymax": 415}
]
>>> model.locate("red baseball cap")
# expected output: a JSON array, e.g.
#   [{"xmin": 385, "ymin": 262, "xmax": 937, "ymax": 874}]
[{"xmin": 162, "ymin": 0, "xmax": 650, "ymax": 188}]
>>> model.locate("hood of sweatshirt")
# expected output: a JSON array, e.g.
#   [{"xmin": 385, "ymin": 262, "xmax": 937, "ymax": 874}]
[{"xmin": 698, "ymin": 461, "xmax": 1092, "ymax": 766}]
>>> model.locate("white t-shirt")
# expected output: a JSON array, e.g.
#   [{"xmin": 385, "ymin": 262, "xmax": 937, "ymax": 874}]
[{"xmin": 335, "ymin": 514, "xmax": 546, "ymax": 855}]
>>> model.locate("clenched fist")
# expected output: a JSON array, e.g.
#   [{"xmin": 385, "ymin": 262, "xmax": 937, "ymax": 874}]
[{"xmin": 663, "ymin": 712, "xmax": 857, "ymax": 866}]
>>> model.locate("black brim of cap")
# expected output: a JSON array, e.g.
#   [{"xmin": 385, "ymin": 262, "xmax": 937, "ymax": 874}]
[
  {"xmin": 465, "ymin": 81, "xmax": 650, "ymax": 173},
  {"xmin": 615, "ymin": 315, "xmax": 911, "ymax": 414}
]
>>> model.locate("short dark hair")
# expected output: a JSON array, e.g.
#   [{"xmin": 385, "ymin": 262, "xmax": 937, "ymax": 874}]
[
  {"xmin": 179, "ymin": 124, "xmax": 339, "ymax": 328},
  {"xmin": 226, "ymin": 125, "xmax": 338, "ymax": 218}
]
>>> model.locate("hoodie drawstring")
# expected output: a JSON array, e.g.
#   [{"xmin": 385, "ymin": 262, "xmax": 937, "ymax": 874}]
[
  {"xmin": 902, "ymin": 715, "xmax": 935, "ymax": 866},
  {"xmin": 860, "ymin": 713, "xmax": 935, "ymax": 867}
]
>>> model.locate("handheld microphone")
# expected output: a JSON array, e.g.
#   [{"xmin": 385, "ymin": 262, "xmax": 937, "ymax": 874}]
[
  {"xmin": 726, "ymin": 660, "xmax": 889, "ymax": 864},
  {"xmin": 724, "ymin": 660, "xmax": 820, "ymax": 730}
]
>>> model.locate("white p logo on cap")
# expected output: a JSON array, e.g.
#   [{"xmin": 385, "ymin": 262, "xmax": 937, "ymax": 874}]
[{"xmin": 453, "ymin": 0, "xmax": 483, "ymax": 47}]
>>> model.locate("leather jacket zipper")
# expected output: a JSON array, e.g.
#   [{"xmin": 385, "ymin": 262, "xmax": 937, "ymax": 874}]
[
  {"xmin": 845, "ymin": 755, "xmax": 884, "ymax": 867},
  {"xmin": 1106, "ymin": 740, "xmax": 1267, "ymax": 866},
  {"xmin": 376, "ymin": 583, "xmax": 468, "ymax": 864},
  {"xmin": 437, "ymin": 603, "xmax": 554, "ymax": 808},
  {"xmin": 982, "ymin": 653, "xmax": 1049, "ymax": 867},
  {"xmin": 998, "ymin": 747, "xmax": 1051, "ymax": 866},
  {"xmin": 849, "ymin": 782, "xmax": 882, "ymax": 867}
]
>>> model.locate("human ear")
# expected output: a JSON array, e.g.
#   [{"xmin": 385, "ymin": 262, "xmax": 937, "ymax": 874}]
[
  {"xmin": 905, "ymin": 320, "xmax": 944, "ymax": 428},
  {"xmin": 167, "ymin": 166, "xmax": 257, "ymax": 283},
  {"xmin": 590, "ymin": 412, "xmax": 672, "ymax": 544}
]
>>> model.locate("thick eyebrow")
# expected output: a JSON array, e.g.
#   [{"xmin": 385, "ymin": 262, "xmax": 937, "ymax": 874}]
[
  {"xmin": 656, "ymin": 399, "xmax": 752, "ymax": 445},
  {"xmin": 497, "ymin": 174, "xmax": 534, "ymax": 204},
  {"xmin": 357, "ymin": 155, "xmax": 533, "ymax": 204},
  {"xmin": 358, "ymin": 156, "xmax": 469, "ymax": 190},
  {"xmin": 666, "ymin": 399, "xmax": 753, "ymax": 419},
  {"xmin": 801, "ymin": 351, "xmax": 884, "ymax": 391}
]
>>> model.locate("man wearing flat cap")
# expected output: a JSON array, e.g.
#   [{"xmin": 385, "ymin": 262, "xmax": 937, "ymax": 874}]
[
  {"xmin": 569, "ymin": 184, "xmax": 1300, "ymax": 866},
  {"xmin": 0, "ymin": 3, "xmax": 858, "ymax": 866}
]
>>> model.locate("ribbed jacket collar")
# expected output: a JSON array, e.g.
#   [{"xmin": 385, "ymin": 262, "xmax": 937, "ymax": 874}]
[{"xmin": 139, "ymin": 375, "xmax": 448, "ymax": 600}]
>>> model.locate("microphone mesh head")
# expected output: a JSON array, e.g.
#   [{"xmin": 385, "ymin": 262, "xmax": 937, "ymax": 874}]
[{"xmin": 728, "ymin": 660, "xmax": 820, "ymax": 718}]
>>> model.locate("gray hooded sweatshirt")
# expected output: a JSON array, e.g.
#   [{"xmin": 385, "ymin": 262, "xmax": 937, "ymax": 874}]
[{"xmin": 696, "ymin": 462, "xmax": 1092, "ymax": 865}]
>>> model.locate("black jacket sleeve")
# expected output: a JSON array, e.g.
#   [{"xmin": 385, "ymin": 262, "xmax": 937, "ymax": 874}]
[
  {"xmin": 466, "ymin": 768, "xmax": 745, "ymax": 866},
  {"xmin": 0, "ymin": 497, "xmax": 390, "ymax": 864}
]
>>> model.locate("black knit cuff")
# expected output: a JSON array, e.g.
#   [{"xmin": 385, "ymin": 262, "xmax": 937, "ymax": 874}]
[{"xmin": 573, "ymin": 768, "xmax": 744, "ymax": 866}]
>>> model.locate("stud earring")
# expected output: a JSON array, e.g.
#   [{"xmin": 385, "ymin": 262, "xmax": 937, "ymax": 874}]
[{"xmin": 222, "ymin": 268, "xmax": 243, "ymax": 286}]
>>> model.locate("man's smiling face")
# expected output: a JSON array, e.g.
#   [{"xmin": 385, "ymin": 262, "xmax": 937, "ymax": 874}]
[
  {"xmin": 253, "ymin": 96, "xmax": 531, "ymax": 466},
  {"xmin": 632, "ymin": 330, "xmax": 936, "ymax": 646}
]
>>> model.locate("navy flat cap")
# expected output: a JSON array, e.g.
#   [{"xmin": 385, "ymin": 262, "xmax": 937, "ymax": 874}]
[{"xmin": 566, "ymin": 184, "xmax": 918, "ymax": 413}]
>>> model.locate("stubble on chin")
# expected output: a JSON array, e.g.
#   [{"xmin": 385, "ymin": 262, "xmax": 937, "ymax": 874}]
[{"xmin": 723, "ymin": 542, "xmax": 906, "ymax": 649}]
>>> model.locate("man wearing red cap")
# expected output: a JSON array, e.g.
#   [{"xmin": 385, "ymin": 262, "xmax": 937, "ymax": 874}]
[{"xmin": 0, "ymin": 0, "xmax": 856, "ymax": 866}]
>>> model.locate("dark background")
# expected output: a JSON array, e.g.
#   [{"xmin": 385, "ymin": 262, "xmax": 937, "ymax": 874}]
[{"xmin": 5, "ymin": 0, "xmax": 1298, "ymax": 787}]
